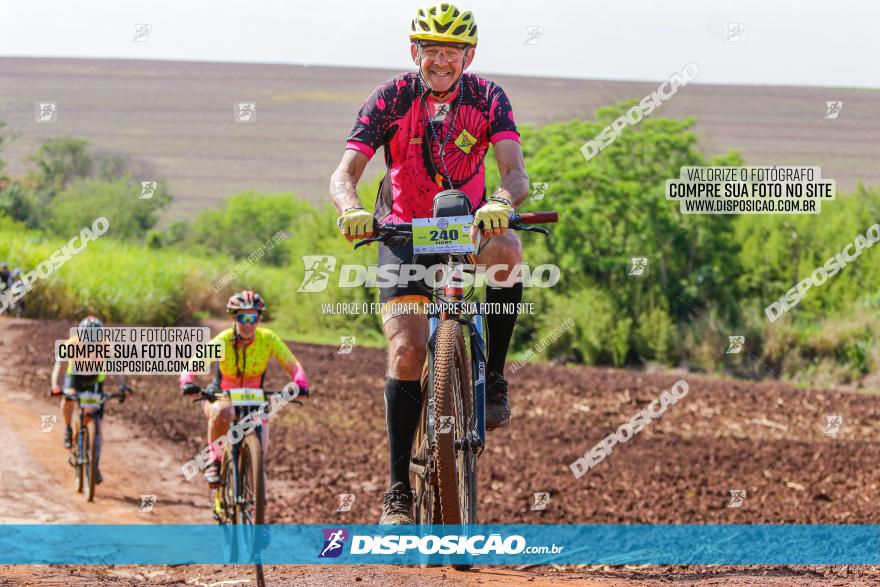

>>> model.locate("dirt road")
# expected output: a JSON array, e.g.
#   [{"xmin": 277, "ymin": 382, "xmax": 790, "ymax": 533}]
[{"xmin": 1, "ymin": 317, "xmax": 879, "ymax": 585}]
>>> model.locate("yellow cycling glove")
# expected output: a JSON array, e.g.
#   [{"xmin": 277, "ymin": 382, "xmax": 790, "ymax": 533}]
[
  {"xmin": 472, "ymin": 197, "xmax": 513, "ymax": 240},
  {"xmin": 337, "ymin": 207, "xmax": 374, "ymax": 242}
]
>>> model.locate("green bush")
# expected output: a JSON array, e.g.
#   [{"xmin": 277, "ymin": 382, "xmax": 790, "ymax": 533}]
[
  {"xmin": 634, "ymin": 305, "xmax": 677, "ymax": 364},
  {"xmin": 186, "ymin": 192, "xmax": 309, "ymax": 266},
  {"xmin": 48, "ymin": 178, "xmax": 170, "ymax": 241}
]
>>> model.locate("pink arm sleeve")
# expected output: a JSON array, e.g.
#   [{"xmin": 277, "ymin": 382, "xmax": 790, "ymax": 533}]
[
  {"xmin": 345, "ymin": 140, "xmax": 376, "ymax": 159},
  {"xmin": 291, "ymin": 363, "xmax": 309, "ymax": 390},
  {"xmin": 179, "ymin": 371, "xmax": 196, "ymax": 388},
  {"xmin": 490, "ymin": 131, "xmax": 520, "ymax": 144}
]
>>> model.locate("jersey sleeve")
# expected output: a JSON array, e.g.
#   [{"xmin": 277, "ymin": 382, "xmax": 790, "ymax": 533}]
[
  {"xmin": 346, "ymin": 78, "xmax": 399, "ymax": 160},
  {"xmin": 266, "ymin": 330, "xmax": 298, "ymax": 375},
  {"xmin": 486, "ymin": 83, "xmax": 519, "ymax": 144}
]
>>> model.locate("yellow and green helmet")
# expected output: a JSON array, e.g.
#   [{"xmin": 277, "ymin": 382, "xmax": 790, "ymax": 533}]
[{"xmin": 410, "ymin": 3, "xmax": 478, "ymax": 46}]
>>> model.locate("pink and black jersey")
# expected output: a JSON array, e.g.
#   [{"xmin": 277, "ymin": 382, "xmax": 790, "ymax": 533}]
[{"xmin": 346, "ymin": 71, "xmax": 519, "ymax": 223}]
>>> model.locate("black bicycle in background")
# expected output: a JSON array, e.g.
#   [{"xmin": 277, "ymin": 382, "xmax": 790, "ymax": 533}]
[{"xmin": 68, "ymin": 384, "xmax": 130, "ymax": 502}]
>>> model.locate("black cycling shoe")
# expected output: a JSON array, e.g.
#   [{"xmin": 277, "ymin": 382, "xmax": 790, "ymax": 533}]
[
  {"xmin": 486, "ymin": 372, "xmax": 511, "ymax": 431},
  {"xmin": 63, "ymin": 426, "xmax": 73, "ymax": 449},
  {"xmin": 379, "ymin": 482, "xmax": 414, "ymax": 525}
]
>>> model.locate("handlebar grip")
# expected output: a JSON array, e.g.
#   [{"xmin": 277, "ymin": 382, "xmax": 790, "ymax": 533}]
[{"xmin": 516, "ymin": 211, "xmax": 558, "ymax": 225}]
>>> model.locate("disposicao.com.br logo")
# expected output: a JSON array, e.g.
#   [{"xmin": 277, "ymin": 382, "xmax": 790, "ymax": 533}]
[
  {"xmin": 297, "ymin": 255, "xmax": 560, "ymax": 292},
  {"xmin": 319, "ymin": 528, "xmax": 348, "ymax": 558},
  {"xmin": 319, "ymin": 530, "xmax": 563, "ymax": 557}
]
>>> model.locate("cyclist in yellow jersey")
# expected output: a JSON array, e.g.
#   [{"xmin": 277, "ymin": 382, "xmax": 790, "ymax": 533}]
[
  {"xmin": 179, "ymin": 290, "xmax": 310, "ymax": 485},
  {"xmin": 50, "ymin": 316, "xmax": 131, "ymax": 483}
]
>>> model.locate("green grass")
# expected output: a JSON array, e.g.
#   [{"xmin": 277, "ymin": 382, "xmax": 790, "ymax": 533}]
[
  {"xmin": 271, "ymin": 324, "xmax": 387, "ymax": 349},
  {"xmin": 0, "ymin": 215, "xmax": 386, "ymax": 346}
]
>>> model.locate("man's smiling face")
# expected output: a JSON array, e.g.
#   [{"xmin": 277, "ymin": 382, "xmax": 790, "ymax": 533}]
[{"xmin": 411, "ymin": 41, "xmax": 475, "ymax": 94}]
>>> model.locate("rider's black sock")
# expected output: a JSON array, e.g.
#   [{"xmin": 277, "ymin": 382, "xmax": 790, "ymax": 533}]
[
  {"xmin": 384, "ymin": 378, "xmax": 423, "ymax": 491},
  {"xmin": 485, "ymin": 282, "xmax": 523, "ymax": 377}
]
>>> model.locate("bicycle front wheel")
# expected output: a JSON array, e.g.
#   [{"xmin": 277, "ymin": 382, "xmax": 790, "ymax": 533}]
[
  {"xmin": 432, "ymin": 320, "xmax": 475, "ymax": 526},
  {"xmin": 73, "ymin": 425, "xmax": 83, "ymax": 494},
  {"xmin": 412, "ymin": 366, "xmax": 440, "ymax": 526},
  {"xmin": 83, "ymin": 419, "xmax": 97, "ymax": 502},
  {"xmin": 237, "ymin": 434, "xmax": 266, "ymax": 525},
  {"xmin": 218, "ymin": 450, "xmax": 236, "ymax": 524}
]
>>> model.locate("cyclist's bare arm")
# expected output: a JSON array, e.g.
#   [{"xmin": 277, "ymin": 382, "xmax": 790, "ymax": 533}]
[
  {"xmin": 329, "ymin": 150, "xmax": 370, "ymax": 213},
  {"xmin": 492, "ymin": 139, "xmax": 530, "ymax": 208},
  {"xmin": 51, "ymin": 359, "xmax": 66, "ymax": 391}
]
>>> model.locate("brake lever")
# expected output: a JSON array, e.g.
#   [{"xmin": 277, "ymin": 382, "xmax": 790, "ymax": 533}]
[
  {"xmin": 515, "ymin": 225, "xmax": 549, "ymax": 236},
  {"xmin": 354, "ymin": 235, "xmax": 383, "ymax": 249}
]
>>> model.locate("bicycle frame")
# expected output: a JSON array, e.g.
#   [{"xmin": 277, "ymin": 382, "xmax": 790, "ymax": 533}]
[
  {"xmin": 361, "ymin": 212, "xmax": 557, "ymax": 456},
  {"xmin": 74, "ymin": 384, "xmax": 106, "ymax": 453}
]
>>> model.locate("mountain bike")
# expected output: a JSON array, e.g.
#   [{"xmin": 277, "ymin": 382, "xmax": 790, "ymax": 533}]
[
  {"xmin": 355, "ymin": 202, "xmax": 557, "ymax": 532},
  {"xmin": 183, "ymin": 384, "xmax": 305, "ymax": 587},
  {"xmin": 68, "ymin": 384, "xmax": 129, "ymax": 502},
  {"xmin": 182, "ymin": 385, "xmax": 307, "ymax": 524}
]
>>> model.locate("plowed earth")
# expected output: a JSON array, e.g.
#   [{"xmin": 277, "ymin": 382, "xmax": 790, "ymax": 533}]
[{"xmin": 2, "ymin": 317, "xmax": 879, "ymax": 585}]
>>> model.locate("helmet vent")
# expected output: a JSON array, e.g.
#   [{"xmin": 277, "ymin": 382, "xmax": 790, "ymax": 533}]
[{"xmin": 409, "ymin": 3, "xmax": 478, "ymax": 45}]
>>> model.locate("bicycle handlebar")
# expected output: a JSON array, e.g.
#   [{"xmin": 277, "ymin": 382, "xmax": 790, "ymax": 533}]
[
  {"xmin": 354, "ymin": 211, "xmax": 558, "ymax": 249},
  {"xmin": 182, "ymin": 384, "xmax": 308, "ymax": 403},
  {"xmin": 71, "ymin": 389, "xmax": 130, "ymax": 405},
  {"xmin": 516, "ymin": 211, "xmax": 559, "ymax": 225},
  {"xmin": 108, "ymin": 391, "xmax": 128, "ymax": 404}
]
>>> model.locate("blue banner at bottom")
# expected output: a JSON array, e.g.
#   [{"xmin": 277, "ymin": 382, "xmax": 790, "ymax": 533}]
[{"xmin": 1, "ymin": 524, "xmax": 878, "ymax": 565}]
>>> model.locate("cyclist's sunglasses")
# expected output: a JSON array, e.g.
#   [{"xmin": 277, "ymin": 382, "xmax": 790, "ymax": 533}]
[{"xmin": 234, "ymin": 312, "xmax": 260, "ymax": 325}]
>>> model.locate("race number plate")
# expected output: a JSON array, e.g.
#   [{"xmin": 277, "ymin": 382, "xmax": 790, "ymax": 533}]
[
  {"xmin": 228, "ymin": 388, "xmax": 265, "ymax": 407},
  {"xmin": 78, "ymin": 392, "xmax": 102, "ymax": 406},
  {"xmin": 412, "ymin": 215, "xmax": 475, "ymax": 254}
]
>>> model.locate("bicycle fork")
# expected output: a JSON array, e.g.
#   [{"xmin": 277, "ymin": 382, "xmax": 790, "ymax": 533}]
[
  {"xmin": 232, "ymin": 426, "xmax": 264, "ymax": 512},
  {"xmin": 467, "ymin": 309, "xmax": 487, "ymax": 447}
]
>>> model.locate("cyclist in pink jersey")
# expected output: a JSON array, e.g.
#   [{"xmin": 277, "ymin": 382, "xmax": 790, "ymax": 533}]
[
  {"xmin": 329, "ymin": 3, "xmax": 531, "ymax": 525},
  {"xmin": 344, "ymin": 69, "xmax": 519, "ymax": 224}
]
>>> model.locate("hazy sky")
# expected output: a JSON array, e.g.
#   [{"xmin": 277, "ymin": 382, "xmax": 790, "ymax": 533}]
[{"xmin": 1, "ymin": 0, "xmax": 877, "ymax": 88}]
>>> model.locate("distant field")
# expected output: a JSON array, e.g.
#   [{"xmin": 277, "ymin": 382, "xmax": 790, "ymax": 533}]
[{"xmin": 0, "ymin": 57, "xmax": 878, "ymax": 217}]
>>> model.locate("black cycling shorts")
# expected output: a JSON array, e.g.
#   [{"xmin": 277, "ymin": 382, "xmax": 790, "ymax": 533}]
[
  {"xmin": 62, "ymin": 374, "xmax": 103, "ymax": 399},
  {"xmin": 377, "ymin": 240, "xmax": 443, "ymax": 304}
]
